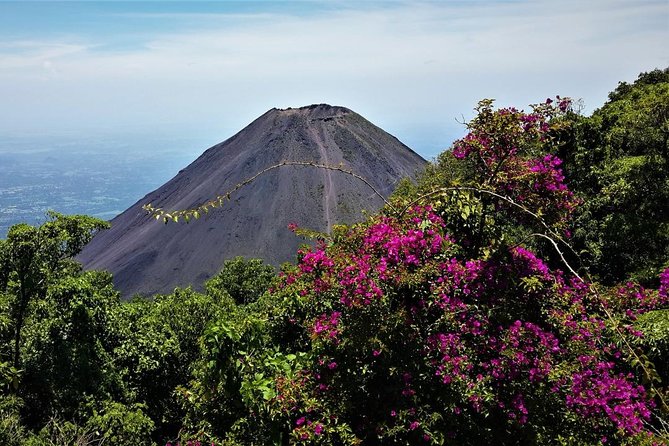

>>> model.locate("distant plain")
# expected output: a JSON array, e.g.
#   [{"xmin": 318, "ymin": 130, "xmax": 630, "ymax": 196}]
[{"xmin": 0, "ymin": 134, "xmax": 201, "ymax": 237}]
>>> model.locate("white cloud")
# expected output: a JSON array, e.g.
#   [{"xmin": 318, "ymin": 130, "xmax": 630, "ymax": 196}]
[{"xmin": 0, "ymin": 0, "xmax": 666, "ymax": 157}]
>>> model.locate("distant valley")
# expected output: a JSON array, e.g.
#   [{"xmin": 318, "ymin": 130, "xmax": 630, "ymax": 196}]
[{"xmin": 0, "ymin": 135, "xmax": 198, "ymax": 237}]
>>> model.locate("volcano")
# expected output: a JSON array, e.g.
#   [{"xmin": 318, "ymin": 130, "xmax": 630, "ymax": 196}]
[{"xmin": 78, "ymin": 104, "xmax": 427, "ymax": 297}]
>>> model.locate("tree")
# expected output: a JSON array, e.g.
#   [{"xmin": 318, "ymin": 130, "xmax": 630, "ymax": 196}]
[
  {"xmin": 18, "ymin": 270, "xmax": 119, "ymax": 424},
  {"xmin": 0, "ymin": 213, "xmax": 108, "ymax": 376},
  {"xmin": 108, "ymin": 286, "xmax": 237, "ymax": 442},
  {"xmin": 205, "ymin": 257, "xmax": 275, "ymax": 305},
  {"xmin": 558, "ymin": 68, "xmax": 669, "ymax": 285}
]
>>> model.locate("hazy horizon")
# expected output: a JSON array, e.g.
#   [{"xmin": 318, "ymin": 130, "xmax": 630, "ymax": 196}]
[{"xmin": 1, "ymin": 0, "xmax": 667, "ymax": 159}]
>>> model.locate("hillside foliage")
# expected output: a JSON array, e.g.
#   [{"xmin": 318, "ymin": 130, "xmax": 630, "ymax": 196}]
[{"xmin": 0, "ymin": 69, "xmax": 668, "ymax": 445}]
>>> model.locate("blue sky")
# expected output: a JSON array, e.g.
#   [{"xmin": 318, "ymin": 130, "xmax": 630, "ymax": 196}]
[{"xmin": 0, "ymin": 0, "xmax": 667, "ymax": 159}]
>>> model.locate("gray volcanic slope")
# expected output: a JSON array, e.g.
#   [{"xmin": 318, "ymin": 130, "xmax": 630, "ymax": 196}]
[{"xmin": 78, "ymin": 104, "xmax": 427, "ymax": 297}]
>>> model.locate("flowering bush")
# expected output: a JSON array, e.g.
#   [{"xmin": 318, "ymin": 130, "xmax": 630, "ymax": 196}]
[
  {"xmin": 172, "ymin": 98, "xmax": 669, "ymax": 446},
  {"xmin": 230, "ymin": 99, "xmax": 669, "ymax": 445},
  {"xmin": 449, "ymin": 98, "xmax": 580, "ymax": 229},
  {"xmin": 261, "ymin": 206, "xmax": 667, "ymax": 444}
]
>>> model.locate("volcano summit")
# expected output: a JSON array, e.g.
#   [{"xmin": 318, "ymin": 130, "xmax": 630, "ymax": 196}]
[{"xmin": 78, "ymin": 104, "xmax": 427, "ymax": 297}]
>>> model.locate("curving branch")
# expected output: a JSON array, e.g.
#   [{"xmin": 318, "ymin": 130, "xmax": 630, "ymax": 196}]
[
  {"xmin": 398, "ymin": 185, "xmax": 585, "ymax": 270},
  {"xmin": 143, "ymin": 161, "xmax": 397, "ymax": 224}
]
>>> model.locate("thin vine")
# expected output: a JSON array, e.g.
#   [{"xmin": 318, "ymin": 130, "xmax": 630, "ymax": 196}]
[{"xmin": 143, "ymin": 161, "xmax": 397, "ymax": 224}]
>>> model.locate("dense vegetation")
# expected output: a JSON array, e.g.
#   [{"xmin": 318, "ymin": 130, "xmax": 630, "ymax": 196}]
[{"xmin": 1, "ymin": 69, "xmax": 668, "ymax": 445}]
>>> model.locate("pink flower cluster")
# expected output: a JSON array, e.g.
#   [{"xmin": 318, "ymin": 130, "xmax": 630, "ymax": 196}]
[
  {"xmin": 363, "ymin": 207, "xmax": 446, "ymax": 269},
  {"xmin": 527, "ymin": 155, "xmax": 568, "ymax": 193},
  {"xmin": 286, "ymin": 206, "xmax": 449, "ymax": 308},
  {"xmin": 659, "ymin": 267, "xmax": 669, "ymax": 299},
  {"xmin": 311, "ymin": 311, "xmax": 341, "ymax": 343},
  {"xmin": 613, "ymin": 281, "xmax": 667, "ymax": 315},
  {"xmin": 432, "ymin": 259, "xmax": 488, "ymax": 312},
  {"xmin": 299, "ymin": 247, "xmax": 334, "ymax": 274},
  {"xmin": 430, "ymin": 332, "xmax": 471, "ymax": 385},
  {"xmin": 511, "ymin": 246, "xmax": 552, "ymax": 281},
  {"xmin": 509, "ymin": 393, "xmax": 529, "ymax": 424},
  {"xmin": 452, "ymin": 132, "xmax": 487, "ymax": 160},
  {"xmin": 566, "ymin": 359, "xmax": 651, "ymax": 434},
  {"xmin": 549, "ymin": 95, "xmax": 572, "ymax": 112},
  {"xmin": 338, "ymin": 254, "xmax": 383, "ymax": 306},
  {"xmin": 494, "ymin": 321, "xmax": 561, "ymax": 382},
  {"xmin": 294, "ymin": 416, "xmax": 325, "ymax": 441}
]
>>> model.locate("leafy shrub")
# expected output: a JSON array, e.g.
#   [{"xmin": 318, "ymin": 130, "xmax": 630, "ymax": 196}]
[
  {"xmin": 22, "ymin": 418, "xmax": 99, "ymax": 446},
  {"xmin": 205, "ymin": 257, "xmax": 275, "ymax": 305},
  {"xmin": 85, "ymin": 400, "xmax": 155, "ymax": 446},
  {"xmin": 0, "ymin": 396, "xmax": 26, "ymax": 446}
]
